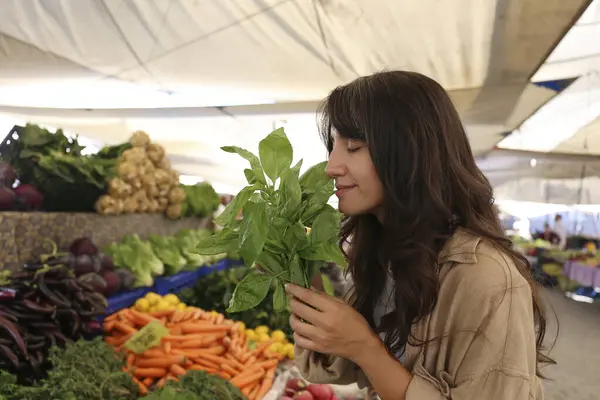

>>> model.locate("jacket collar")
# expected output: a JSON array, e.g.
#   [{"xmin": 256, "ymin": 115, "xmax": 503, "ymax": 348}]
[{"xmin": 438, "ymin": 227, "xmax": 481, "ymax": 265}]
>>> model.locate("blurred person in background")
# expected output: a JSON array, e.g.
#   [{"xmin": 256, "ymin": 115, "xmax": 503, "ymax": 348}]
[
  {"xmin": 553, "ymin": 214, "xmax": 567, "ymax": 249},
  {"xmin": 537, "ymin": 223, "xmax": 560, "ymax": 246}
]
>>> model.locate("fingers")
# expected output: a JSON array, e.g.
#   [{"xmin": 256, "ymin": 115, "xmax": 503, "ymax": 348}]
[
  {"xmin": 293, "ymin": 332, "xmax": 322, "ymax": 353},
  {"xmin": 285, "ymin": 284, "xmax": 334, "ymax": 312},
  {"xmin": 289, "ymin": 297, "xmax": 323, "ymax": 326},
  {"xmin": 289, "ymin": 313, "xmax": 319, "ymax": 340}
]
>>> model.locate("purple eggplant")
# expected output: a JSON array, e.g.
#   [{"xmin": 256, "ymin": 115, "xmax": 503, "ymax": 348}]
[
  {"xmin": 77, "ymin": 272, "xmax": 107, "ymax": 294},
  {"xmin": 72, "ymin": 254, "xmax": 95, "ymax": 276}
]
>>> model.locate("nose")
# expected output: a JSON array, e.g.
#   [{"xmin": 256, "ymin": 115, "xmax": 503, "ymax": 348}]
[{"xmin": 325, "ymin": 147, "xmax": 347, "ymax": 178}]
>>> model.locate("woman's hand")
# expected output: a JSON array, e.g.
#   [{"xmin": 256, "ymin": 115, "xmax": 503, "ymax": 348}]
[{"xmin": 286, "ymin": 283, "xmax": 380, "ymax": 363}]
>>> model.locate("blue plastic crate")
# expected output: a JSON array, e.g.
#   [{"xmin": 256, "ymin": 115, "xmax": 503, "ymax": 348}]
[
  {"xmin": 154, "ymin": 259, "xmax": 232, "ymax": 295},
  {"xmin": 106, "ymin": 286, "xmax": 151, "ymax": 315}
]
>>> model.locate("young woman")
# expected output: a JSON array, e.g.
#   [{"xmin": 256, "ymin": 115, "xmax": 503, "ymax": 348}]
[{"xmin": 285, "ymin": 71, "xmax": 553, "ymax": 399}]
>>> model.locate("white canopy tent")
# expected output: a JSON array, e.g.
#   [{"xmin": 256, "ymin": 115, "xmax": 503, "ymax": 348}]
[{"xmin": 0, "ymin": 0, "xmax": 593, "ymax": 196}]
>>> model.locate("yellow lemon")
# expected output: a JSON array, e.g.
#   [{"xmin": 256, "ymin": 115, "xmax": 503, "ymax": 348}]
[
  {"xmin": 268, "ymin": 342, "xmax": 284, "ymax": 354},
  {"xmin": 134, "ymin": 298, "xmax": 150, "ymax": 312},
  {"xmin": 283, "ymin": 343, "xmax": 295, "ymax": 359},
  {"xmin": 245, "ymin": 329, "xmax": 258, "ymax": 341},
  {"xmin": 237, "ymin": 321, "xmax": 246, "ymax": 331},
  {"xmin": 155, "ymin": 299, "xmax": 171, "ymax": 311},
  {"xmin": 145, "ymin": 292, "xmax": 161, "ymax": 306},
  {"xmin": 255, "ymin": 325, "xmax": 269, "ymax": 335},
  {"xmin": 258, "ymin": 333, "xmax": 271, "ymax": 343},
  {"xmin": 148, "ymin": 305, "xmax": 158, "ymax": 313},
  {"xmin": 176, "ymin": 303, "xmax": 186, "ymax": 310},
  {"xmin": 271, "ymin": 330, "xmax": 286, "ymax": 343},
  {"xmin": 163, "ymin": 294, "xmax": 180, "ymax": 305}
]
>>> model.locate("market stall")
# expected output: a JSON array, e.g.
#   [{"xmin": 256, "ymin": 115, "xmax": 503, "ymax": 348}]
[{"xmin": 0, "ymin": 125, "xmax": 363, "ymax": 400}]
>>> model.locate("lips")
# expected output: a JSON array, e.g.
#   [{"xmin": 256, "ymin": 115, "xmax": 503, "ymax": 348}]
[{"xmin": 335, "ymin": 185, "xmax": 356, "ymax": 197}]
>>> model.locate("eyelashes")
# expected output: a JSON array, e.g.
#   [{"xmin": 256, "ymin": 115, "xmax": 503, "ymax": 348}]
[{"xmin": 347, "ymin": 146, "xmax": 362, "ymax": 153}]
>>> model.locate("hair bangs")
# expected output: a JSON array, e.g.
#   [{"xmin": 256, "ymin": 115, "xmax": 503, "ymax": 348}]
[{"xmin": 318, "ymin": 84, "xmax": 366, "ymax": 153}]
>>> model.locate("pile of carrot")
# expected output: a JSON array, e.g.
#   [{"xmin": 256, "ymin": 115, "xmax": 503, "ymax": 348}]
[{"xmin": 103, "ymin": 306, "xmax": 284, "ymax": 399}]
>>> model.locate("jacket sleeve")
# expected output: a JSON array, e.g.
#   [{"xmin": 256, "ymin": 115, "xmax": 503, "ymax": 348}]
[{"xmin": 295, "ymin": 346, "xmax": 370, "ymax": 387}]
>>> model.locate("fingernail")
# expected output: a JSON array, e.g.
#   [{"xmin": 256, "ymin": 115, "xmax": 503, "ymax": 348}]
[{"xmin": 284, "ymin": 284, "xmax": 290, "ymax": 291}]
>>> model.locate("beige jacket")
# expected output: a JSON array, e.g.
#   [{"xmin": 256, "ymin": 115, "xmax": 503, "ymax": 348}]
[{"xmin": 296, "ymin": 228, "xmax": 543, "ymax": 399}]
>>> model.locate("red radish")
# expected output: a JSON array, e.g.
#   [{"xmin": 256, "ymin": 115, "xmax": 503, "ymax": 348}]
[
  {"xmin": 100, "ymin": 270, "xmax": 121, "ymax": 296},
  {"xmin": 286, "ymin": 378, "xmax": 307, "ymax": 393},
  {"xmin": 14, "ymin": 184, "xmax": 43, "ymax": 209},
  {"xmin": 307, "ymin": 384, "xmax": 334, "ymax": 400},
  {"xmin": 294, "ymin": 391, "xmax": 314, "ymax": 400}
]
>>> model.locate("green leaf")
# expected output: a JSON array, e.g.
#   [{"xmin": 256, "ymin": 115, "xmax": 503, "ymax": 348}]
[
  {"xmin": 239, "ymin": 200, "xmax": 269, "ymax": 267},
  {"xmin": 196, "ymin": 229, "xmax": 239, "ymax": 255},
  {"xmin": 321, "ymin": 273, "xmax": 335, "ymax": 296},
  {"xmin": 291, "ymin": 159, "xmax": 303, "ymax": 177},
  {"xmin": 257, "ymin": 250, "xmax": 286, "ymax": 278},
  {"xmin": 227, "ymin": 269, "xmax": 273, "ymax": 312},
  {"xmin": 284, "ymin": 222, "xmax": 310, "ymax": 253},
  {"xmin": 243, "ymin": 168, "xmax": 256, "ymax": 185},
  {"xmin": 289, "ymin": 254, "xmax": 307, "ymax": 287},
  {"xmin": 309, "ymin": 209, "xmax": 340, "ymax": 245},
  {"xmin": 215, "ymin": 185, "xmax": 255, "ymax": 227},
  {"xmin": 299, "ymin": 161, "xmax": 330, "ymax": 190},
  {"xmin": 299, "ymin": 242, "xmax": 347, "ymax": 267},
  {"xmin": 273, "ymin": 279, "xmax": 288, "ymax": 311},
  {"xmin": 222, "ymin": 146, "xmax": 266, "ymax": 185},
  {"xmin": 279, "ymin": 168, "xmax": 302, "ymax": 219},
  {"xmin": 258, "ymin": 128, "xmax": 293, "ymax": 182}
]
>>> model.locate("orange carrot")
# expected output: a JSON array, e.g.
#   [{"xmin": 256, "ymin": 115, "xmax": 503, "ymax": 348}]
[
  {"xmin": 114, "ymin": 321, "xmax": 137, "ymax": 335},
  {"xmin": 218, "ymin": 371, "xmax": 232, "ymax": 380},
  {"xmin": 134, "ymin": 367, "xmax": 167, "ymax": 378},
  {"xmin": 249, "ymin": 383, "xmax": 261, "ymax": 400},
  {"xmin": 192, "ymin": 358, "xmax": 220, "ymax": 370},
  {"xmin": 156, "ymin": 376, "xmax": 167, "ymax": 388},
  {"xmin": 221, "ymin": 363, "xmax": 239, "ymax": 377},
  {"xmin": 255, "ymin": 368, "xmax": 275, "ymax": 400},
  {"xmin": 132, "ymin": 377, "xmax": 149, "ymax": 395},
  {"xmin": 163, "ymin": 341, "xmax": 171, "ymax": 354},
  {"xmin": 149, "ymin": 309, "xmax": 175, "ymax": 318},
  {"xmin": 129, "ymin": 309, "xmax": 158, "ymax": 325},
  {"xmin": 169, "ymin": 364, "xmax": 187, "ymax": 377},
  {"xmin": 244, "ymin": 355, "xmax": 257, "ymax": 366},
  {"xmin": 141, "ymin": 348, "xmax": 167, "ymax": 358},
  {"xmin": 179, "ymin": 323, "xmax": 232, "ymax": 334},
  {"xmin": 105, "ymin": 312, "xmax": 118, "ymax": 322},
  {"xmin": 224, "ymin": 354, "xmax": 245, "ymax": 370},
  {"xmin": 142, "ymin": 377, "xmax": 154, "ymax": 386},
  {"xmin": 103, "ymin": 319, "xmax": 116, "ymax": 332},
  {"xmin": 135, "ymin": 355, "xmax": 186, "ymax": 368},
  {"xmin": 230, "ymin": 369, "xmax": 265, "ymax": 389},
  {"xmin": 126, "ymin": 353, "xmax": 135, "ymax": 369}
]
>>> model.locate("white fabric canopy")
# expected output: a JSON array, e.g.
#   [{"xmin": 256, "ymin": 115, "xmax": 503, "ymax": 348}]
[{"xmin": 0, "ymin": 0, "xmax": 592, "ymax": 196}]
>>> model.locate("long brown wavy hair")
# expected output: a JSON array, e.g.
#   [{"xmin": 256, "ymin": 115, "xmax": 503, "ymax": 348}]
[{"xmin": 318, "ymin": 70, "xmax": 555, "ymax": 377}]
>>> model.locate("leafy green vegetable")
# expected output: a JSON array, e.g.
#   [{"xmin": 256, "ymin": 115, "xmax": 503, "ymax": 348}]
[
  {"xmin": 148, "ymin": 235, "xmax": 187, "ymax": 275},
  {"xmin": 180, "ymin": 182, "xmax": 221, "ymax": 218},
  {"xmin": 145, "ymin": 370, "xmax": 245, "ymax": 400},
  {"xmin": 226, "ymin": 269, "xmax": 273, "ymax": 313},
  {"xmin": 0, "ymin": 123, "xmax": 131, "ymax": 211},
  {"xmin": 0, "ymin": 338, "xmax": 138, "ymax": 400},
  {"xmin": 321, "ymin": 273, "xmax": 335, "ymax": 296},
  {"xmin": 195, "ymin": 128, "xmax": 346, "ymax": 312}
]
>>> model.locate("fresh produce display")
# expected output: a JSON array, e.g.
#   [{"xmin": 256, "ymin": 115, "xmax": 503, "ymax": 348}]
[
  {"xmin": 0, "ymin": 263, "xmax": 106, "ymax": 383},
  {"xmin": 180, "ymin": 182, "xmax": 221, "ymax": 218},
  {"xmin": 0, "ymin": 337, "xmax": 138, "ymax": 399},
  {"xmin": 180, "ymin": 268, "xmax": 293, "ymax": 338},
  {"xmin": 95, "ymin": 130, "xmax": 186, "ymax": 219},
  {"xmin": 103, "ymin": 305, "xmax": 283, "ymax": 399},
  {"xmin": 104, "ymin": 228, "xmax": 225, "ymax": 288},
  {"xmin": 195, "ymin": 128, "xmax": 345, "ymax": 313},
  {"xmin": 0, "ymin": 123, "xmax": 131, "ymax": 211},
  {"xmin": 143, "ymin": 370, "xmax": 246, "ymax": 400},
  {"xmin": 244, "ymin": 325, "xmax": 295, "ymax": 360},
  {"xmin": 134, "ymin": 292, "xmax": 189, "ymax": 314},
  {"xmin": 0, "ymin": 162, "xmax": 44, "ymax": 211}
]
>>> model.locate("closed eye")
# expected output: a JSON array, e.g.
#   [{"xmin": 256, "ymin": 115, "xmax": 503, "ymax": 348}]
[{"xmin": 347, "ymin": 146, "xmax": 362, "ymax": 153}]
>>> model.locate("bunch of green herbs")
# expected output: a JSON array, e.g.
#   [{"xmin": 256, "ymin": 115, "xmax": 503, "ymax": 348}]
[
  {"xmin": 145, "ymin": 370, "xmax": 245, "ymax": 400},
  {"xmin": 195, "ymin": 128, "xmax": 345, "ymax": 313},
  {"xmin": 0, "ymin": 337, "xmax": 138, "ymax": 400}
]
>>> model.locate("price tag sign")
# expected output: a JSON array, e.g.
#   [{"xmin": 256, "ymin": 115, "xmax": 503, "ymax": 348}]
[{"xmin": 124, "ymin": 321, "xmax": 169, "ymax": 354}]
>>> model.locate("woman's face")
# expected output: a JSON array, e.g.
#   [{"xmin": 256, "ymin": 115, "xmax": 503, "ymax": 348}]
[{"xmin": 326, "ymin": 131, "xmax": 384, "ymax": 217}]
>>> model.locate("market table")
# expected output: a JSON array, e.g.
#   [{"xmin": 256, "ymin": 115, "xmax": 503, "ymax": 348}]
[{"xmin": 563, "ymin": 261, "xmax": 600, "ymax": 288}]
